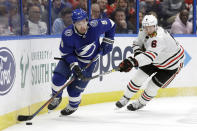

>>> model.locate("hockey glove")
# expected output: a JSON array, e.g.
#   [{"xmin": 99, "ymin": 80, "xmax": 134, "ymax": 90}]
[
  {"xmin": 72, "ymin": 65, "xmax": 86, "ymax": 81},
  {"xmin": 118, "ymin": 57, "xmax": 138, "ymax": 72},
  {"xmin": 100, "ymin": 42, "xmax": 113, "ymax": 56}
]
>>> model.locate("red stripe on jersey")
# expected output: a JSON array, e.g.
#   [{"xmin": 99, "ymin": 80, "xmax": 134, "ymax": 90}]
[
  {"xmin": 161, "ymin": 74, "xmax": 176, "ymax": 88},
  {"xmin": 146, "ymin": 51, "xmax": 156, "ymax": 59},
  {"xmin": 156, "ymin": 46, "xmax": 184, "ymax": 68},
  {"xmin": 128, "ymin": 82, "xmax": 139, "ymax": 91},
  {"xmin": 142, "ymin": 93, "xmax": 151, "ymax": 100}
]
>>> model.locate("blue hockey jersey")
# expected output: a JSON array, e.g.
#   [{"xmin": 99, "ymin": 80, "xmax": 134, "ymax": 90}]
[{"xmin": 59, "ymin": 18, "xmax": 116, "ymax": 65}]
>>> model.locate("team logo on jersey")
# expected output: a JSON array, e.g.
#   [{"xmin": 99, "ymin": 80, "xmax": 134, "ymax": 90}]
[
  {"xmin": 90, "ymin": 20, "xmax": 98, "ymax": 27},
  {"xmin": 76, "ymin": 42, "xmax": 96, "ymax": 57},
  {"xmin": 101, "ymin": 20, "xmax": 107, "ymax": 25},
  {"xmin": 65, "ymin": 29, "xmax": 73, "ymax": 36},
  {"xmin": 151, "ymin": 40, "xmax": 157, "ymax": 48}
]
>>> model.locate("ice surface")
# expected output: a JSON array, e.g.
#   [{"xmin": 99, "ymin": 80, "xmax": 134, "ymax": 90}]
[{"xmin": 4, "ymin": 96, "xmax": 197, "ymax": 131}]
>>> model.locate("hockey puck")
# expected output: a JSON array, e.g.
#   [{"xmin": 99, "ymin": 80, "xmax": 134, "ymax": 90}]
[{"xmin": 26, "ymin": 122, "xmax": 32, "ymax": 125}]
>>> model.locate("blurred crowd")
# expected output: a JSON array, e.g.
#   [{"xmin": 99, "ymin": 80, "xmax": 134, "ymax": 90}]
[{"xmin": 0, "ymin": 0, "xmax": 196, "ymax": 36}]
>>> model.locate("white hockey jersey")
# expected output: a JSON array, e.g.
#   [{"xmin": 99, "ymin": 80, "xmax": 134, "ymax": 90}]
[{"xmin": 133, "ymin": 26, "xmax": 184, "ymax": 70}]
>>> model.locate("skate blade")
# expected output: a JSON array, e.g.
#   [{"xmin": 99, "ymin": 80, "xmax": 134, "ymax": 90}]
[
  {"xmin": 59, "ymin": 114, "xmax": 67, "ymax": 117},
  {"xmin": 48, "ymin": 110, "xmax": 53, "ymax": 113},
  {"xmin": 114, "ymin": 106, "xmax": 121, "ymax": 110}
]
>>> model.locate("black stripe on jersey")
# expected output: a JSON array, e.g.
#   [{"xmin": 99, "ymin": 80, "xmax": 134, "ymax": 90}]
[
  {"xmin": 144, "ymin": 91, "xmax": 154, "ymax": 98},
  {"xmin": 159, "ymin": 48, "xmax": 181, "ymax": 66},
  {"xmin": 166, "ymin": 54, "xmax": 184, "ymax": 69},
  {"xmin": 146, "ymin": 50, "xmax": 158, "ymax": 56},
  {"xmin": 127, "ymin": 85, "xmax": 138, "ymax": 93},
  {"xmin": 130, "ymin": 80, "xmax": 141, "ymax": 88},
  {"xmin": 141, "ymin": 91, "xmax": 153, "ymax": 101},
  {"xmin": 142, "ymin": 53, "xmax": 154, "ymax": 61}
]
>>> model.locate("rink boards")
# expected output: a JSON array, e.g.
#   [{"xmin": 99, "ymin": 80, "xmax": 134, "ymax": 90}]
[{"xmin": 0, "ymin": 36, "xmax": 196, "ymax": 130}]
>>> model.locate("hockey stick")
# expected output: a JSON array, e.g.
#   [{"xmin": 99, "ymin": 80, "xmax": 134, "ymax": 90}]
[
  {"xmin": 84, "ymin": 67, "xmax": 120, "ymax": 81},
  {"xmin": 17, "ymin": 77, "xmax": 75, "ymax": 121},
  {"xmin": 17, "ymin": 55, "xmax": 99, "ymax": 121}
]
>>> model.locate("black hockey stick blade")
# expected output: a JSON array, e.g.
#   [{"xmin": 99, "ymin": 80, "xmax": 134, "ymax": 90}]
[{"xmin": 17, "ymin": 115, "xmax": 33, "ymax": 121}]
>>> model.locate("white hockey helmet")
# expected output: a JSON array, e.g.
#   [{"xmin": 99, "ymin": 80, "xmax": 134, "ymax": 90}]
[{"xmin": 142, "ymin": 15, "xmax": 158, "ymax": 28}]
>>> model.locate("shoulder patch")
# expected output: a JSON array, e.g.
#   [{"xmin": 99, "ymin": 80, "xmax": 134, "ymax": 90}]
[
  {"xmin": 101, "ymin": 20, "xmax": 108, "ymax": 25},
  {"xmin": 64, "ymin": 29, "xmax": 73, "ymax": 36},
  {"xmin": 90, "ymin": 20, "xmax": 98, "ymax": 27}
]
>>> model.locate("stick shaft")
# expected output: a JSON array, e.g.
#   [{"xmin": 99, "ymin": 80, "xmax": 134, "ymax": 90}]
[
  {"xmin": 85, "ymin": 68, "xmax": 119, "ymax": 81},
  {"xmin": 18, "ymin": 55, "xmax": 99, "ymax": 121},
  {"xmin": 29, "ymin": 78, "xmax": 75, "ymax": 120}
]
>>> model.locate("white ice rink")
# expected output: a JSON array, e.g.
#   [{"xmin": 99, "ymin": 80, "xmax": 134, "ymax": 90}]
[{"xmin": 4, "ymin": 96, "xmax": 197, "ymax": 131}]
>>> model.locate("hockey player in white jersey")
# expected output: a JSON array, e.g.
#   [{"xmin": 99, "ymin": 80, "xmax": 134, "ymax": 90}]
[{"xmin": 115, "ymin": 15, "xmax": 184, "ymax": 111}]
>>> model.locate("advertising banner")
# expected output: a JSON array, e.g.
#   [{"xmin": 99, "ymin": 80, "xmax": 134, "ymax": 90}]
[{"xmin": 0, "ymin": 36, "xmax": 196, "ymax": 115}]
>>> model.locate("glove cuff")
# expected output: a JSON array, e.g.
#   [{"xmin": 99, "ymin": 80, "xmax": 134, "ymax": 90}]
[
  {"xmin": 70, "ymin": 62, "xmax": 78, "ymax": 71},
  {"xmin": 102, "ymin": 37, "xmax": 114, "ymax": 45},
  {"xmin": 128, "ymin": 57, "xmax": 138, "ymax": 67}
]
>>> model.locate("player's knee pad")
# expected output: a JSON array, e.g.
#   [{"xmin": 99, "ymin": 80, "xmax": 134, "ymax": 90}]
[
  {"xmin": 131, "ymin": 69, "xmax": 149, "ymax": 87},
  {"xmin": 52, "ymin": 72, "xmax": 67, "ymax": 87},
  {"xmin": 139, "ymin": 79, "xmax": 160, "ymax": 105},
  {"xmin": 51, "ymin": 73, "xmax": 67, "ymax": 93},
  {"xmin": 67, "ymin": 82, "xmax": 86, "ymax": 97}
]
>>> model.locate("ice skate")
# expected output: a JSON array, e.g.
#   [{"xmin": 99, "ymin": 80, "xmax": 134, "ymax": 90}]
[
  {"xmin": 127, "ymin": 100, "xmax": 145, "ymax": 111},
  {"xmin": 115, "ymin": 95, "xmax": 130, "ymax": 109},
  {"xmin": 48, "ymin": 97, "xmax": 62, "ymax": 111},
  {"xmin": 60, "ymin": 104, "xmax": 77, "ymax": 116}
]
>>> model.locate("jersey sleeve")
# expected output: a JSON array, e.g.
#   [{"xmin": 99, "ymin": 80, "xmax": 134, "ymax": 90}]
[
  {"xmin": 133, "ymin": 29, "xmax": 145, "ymax": 52},
  {"xmin": 135, "ymin": 38, "xmax": 164, "ymax": 67},
  {"xmin": 98, "ymin": 18, "xmax": 116, "ymax": 42},
  {"xmin": 59, "ymin": 30, "xmax": 78, "ymax": 67}
]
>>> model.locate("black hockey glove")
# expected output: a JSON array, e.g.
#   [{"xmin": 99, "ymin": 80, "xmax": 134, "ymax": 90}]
[
  {"xmin": 72, "ymin": 65, "xmax": 86, "ymax": 81},
  {"xmin": 118, "ymin": 57, "xmax": 138, "ymax": 72},
  {"xmin": 99, "ymin": 42, "xmax": 113, "ymax": 56}
]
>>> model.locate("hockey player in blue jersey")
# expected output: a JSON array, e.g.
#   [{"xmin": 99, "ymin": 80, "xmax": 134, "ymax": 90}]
[{"xmin": 47, "ymin": 8, "xmax": 116, "ymax": 115}]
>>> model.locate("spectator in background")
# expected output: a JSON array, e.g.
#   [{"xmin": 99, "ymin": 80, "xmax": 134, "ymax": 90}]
[
  {"xmin": 184, "ymin": 0, "xmax": 193, "ymax": 21},
  {"xmin": 7, "ymin": 2, "xmax": 20, "ymax": 35},
  {"xmin": 97, "ymin": 0, "xmax": 108, "ymax": 18},
  {"xmin": 0, "ymin": 5, "xmax": 13, "ymax": 35},
  {"xmin": 106, "ymin": 0, "xmax": 117, "ymax": 17},
  {"xmin": 42, "ymin": 0, "xmax": 62, "ymax": 27},
  {"xmin": 127, "ymin": 12, "xmax": 136, "ymax": 33},
  {"xmin": 128, "ymin": 0, "xmax": 136, "ymax": 15},
  {"xmin": 171, "ymin": 9, "xmax": 192, "ymax": 34},
  {"xmin": 139, "ymin": 11, "xmax": 144, "ymax": 28},
  {"xmin": 113, "ymin": 8, "xmax": 129, "ymax": 33},
  {"xmin": 91, "ymin": 3, "xmax": 101, "ymax": 19},
  {"xmin": 76, "ymin": 0, "xmax": 87, "ymax": 11},
  {"xmin": 52, "ymin": 8, "xmax": 72, "ymax": 34},
  {"xmin": 61, "ymin": 0, "xmax": 72, "ymax": 9},
  {"xmin": 115, "ymin": 0, "xmax": 130, "ymax": 20},
  {"xmin": 161, "ymin": 0, "xmax": 185, "ymax": 29},
  {"xmin": 24, "ymin": 4, "xmax": 47, "ymax": 35},
  {"xmin": 68, "ymin": 0, "xmax": 79, "ymax": 9},
  {"xmin": 139, "ymin": 0, "xmax": 162, "ymax": 25}
]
